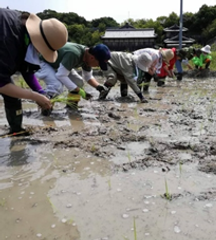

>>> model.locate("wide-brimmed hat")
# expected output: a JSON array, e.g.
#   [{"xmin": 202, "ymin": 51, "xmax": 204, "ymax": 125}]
[
  {"xmin": 26, "ymin": 13, "xmax": 68, "ymax": 63},
  {"xmin": 89, "ymin": 44, "xmax": 111, "ymax": 71},
  {"xmin": 201, "ymin": 45, "xmax": 211, "ymax": 54},
  {"xmin": 160, "ymin": 48, "xmax": 174, "ymax": 65},
  {"xmin": 133, "ymin": 52, "xmax": 152, "ymax": 72}
]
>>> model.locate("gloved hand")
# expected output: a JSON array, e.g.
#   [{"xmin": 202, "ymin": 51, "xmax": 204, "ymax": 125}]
[
  {"xmin": 78, "ymin": 88, "xmax": 93, "ymax": 100},
  {"xmin": 96, "ymin": 84, "xmax": 109, "ymax": 93}
]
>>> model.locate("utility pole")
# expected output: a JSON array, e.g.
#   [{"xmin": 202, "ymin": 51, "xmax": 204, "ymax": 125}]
[{"xmin": 179, "ymin": 0, "xmax": 183, "ymax": 49}]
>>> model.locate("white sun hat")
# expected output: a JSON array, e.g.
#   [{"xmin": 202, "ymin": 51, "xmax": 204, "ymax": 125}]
[
  {"xmin": 201, "ymin": 45, "xmax": 211, "ymax": 54},
  {"xmin": 133, "ymin": 52, "xmax": 153, "ymax": 72}
]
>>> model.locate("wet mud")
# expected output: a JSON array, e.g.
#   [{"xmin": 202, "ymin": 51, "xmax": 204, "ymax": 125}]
[{"xmin": 1, "ymin": 72, "xmax": 216, "ymax": 239}]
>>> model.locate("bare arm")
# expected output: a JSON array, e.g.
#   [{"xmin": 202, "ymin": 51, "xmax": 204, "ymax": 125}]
[{"xmin": 0, "ymin": 83, "xmax": 52, "ymax": 109}]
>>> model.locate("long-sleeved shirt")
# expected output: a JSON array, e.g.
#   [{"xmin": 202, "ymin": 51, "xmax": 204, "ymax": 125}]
[{"xmin": 0, "ymin": 8, "xmax": 43, "ymax": 93}]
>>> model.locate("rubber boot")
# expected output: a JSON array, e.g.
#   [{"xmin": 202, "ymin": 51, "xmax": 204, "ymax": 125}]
[
  {"xmin": 157, "ymin": 78, "xmax": 165, "ymax": 87},
  {"xmin": 66, "ymin": 91, "xmax": 80, "ymax": 109},
  {"xmin": 143, "ymin": 73, "xmax": 152, "ymax": 92},
  {"xmin": 177, "ymin": 72, "xmax": 183, "ymax": 81},
  {"xmin": 120, "ymin": 83, "xmax": 128, "ymax": 97},
  {"xmin": 2, "ymin": 95, "xmax": 29, "ymax": 136}
]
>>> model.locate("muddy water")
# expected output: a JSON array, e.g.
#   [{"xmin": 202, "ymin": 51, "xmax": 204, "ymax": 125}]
[{"xmin": 1, "ymin": 77, "xmax": 216, "ymax": 239}]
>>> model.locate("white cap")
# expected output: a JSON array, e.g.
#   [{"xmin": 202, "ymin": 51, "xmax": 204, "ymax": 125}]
[{"xmin": 133, "ymin": 52, "xmax": 152, "ymax": 72}]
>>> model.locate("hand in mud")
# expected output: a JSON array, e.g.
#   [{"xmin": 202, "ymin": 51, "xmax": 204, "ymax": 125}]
[
  {"xmin": 96, "ymin": 84, "xmax": 107, "ymax": 93},
  {"xmin": 85, "ymin": 92, "xmax": 93, "ymax": 100},
  {"xmin": 35, "ymin": 94, "xmax": 52, "ymax": 110}
]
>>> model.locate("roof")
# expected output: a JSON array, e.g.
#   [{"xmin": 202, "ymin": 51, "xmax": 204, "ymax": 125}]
[
  {"xmin": 101, "ymin": 28, "xmax": 157, "ymax": 39},
  {"xmin": 164, "ymin": 34, "xmax": 195, "ymax": 44},
  {"xmin": 163, "ymin": 24, "xmax": 188, "ymax": 32},
  {"xmin": 119, "ymin": 22, "xmax": 135, "ymax": 29}
]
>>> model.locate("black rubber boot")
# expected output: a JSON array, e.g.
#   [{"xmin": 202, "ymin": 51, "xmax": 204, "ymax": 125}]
[
  {"xmin": 120, "ymin": 83, "xmax": 128, "ymax": 97},
  {"xmin": 177, "ymin": 73, "xmax": 183, "ymax": 81},
  {"xmin": 157, "ymin": 78, "xmax": 165, "ymax": 87},
  {"xmin": 143, "ymin": 73, "xmax": 152, "ymax": 92},
  {"xmin": 2, "ymin": 94, "xmax": 29, "ymax": 136}
]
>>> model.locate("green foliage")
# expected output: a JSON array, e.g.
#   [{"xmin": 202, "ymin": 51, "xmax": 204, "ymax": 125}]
[{"xmin": 35, "ymin": 4, "xmax": 216, "ymax": 47}]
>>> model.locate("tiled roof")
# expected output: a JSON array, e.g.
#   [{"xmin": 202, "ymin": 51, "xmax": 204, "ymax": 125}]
[
  {"xmin": 163, "ymin": 24, "xmax": 188, "ymax": 32},
  {"xmin": 101, "ymin": 29, "xmax": 156, "ymax": 39}
]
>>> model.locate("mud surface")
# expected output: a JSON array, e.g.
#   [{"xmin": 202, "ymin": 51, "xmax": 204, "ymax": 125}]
[{"xmin": 1, "ymin": 73, "xmax": 216, "ymax": 240}]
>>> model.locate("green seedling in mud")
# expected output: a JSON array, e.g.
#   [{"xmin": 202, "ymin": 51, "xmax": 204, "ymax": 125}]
[
  {"xmin": 199, "ymin": 121, "xmax": 204, "ymax": 132},
  {"xmin": 68, "ymin": 218, "xmax": 74, "ymax": 224},
  {"xmin": 0, "ymin": 198, "xmax": 6, "ymax": 207},
  {"xmin": 161, "ymin": 178, "xmax": 172, "ymax": 201},
  {"xmin": 47, "ymin": 197, "xmax": 58, "ymax": 213},
  {"xmin": 91, "ymin": 144, "xmax": 96, "ymax": 152},
  {"xmin": 107, "ymin": 178, "xmax": 111, "ymax": 190},
  {"xmin": 133, "ymin": 107, "xmax": 139, "ymax": 119},
  {"xmin": 133, "ymin": 217, "xmax": 137, "ymax": 240},
  {"xmin": 123, "ymin": 217, "xmax": 138, "ymax": 240},
  {"xmin": 127, "ymin": 150, "xmax": 132, "ymax": 162},
  {"xmin": 179, "ymin": 161, "xmax": 183, "ymax": 175}
]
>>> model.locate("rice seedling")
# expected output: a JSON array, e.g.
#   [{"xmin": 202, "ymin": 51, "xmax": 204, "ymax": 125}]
[
  {"xmin": 127, "ymin": 150, "xmax": 132, "ymax": 162},
  {"xmin": 50, "ymin": 94, "xmax": 79, "ymax": 108},
  {"xmin": 0, "ymin": 198, "xmax": 6, "ymax": 207},
  {"xmin": 161, "ymin": 178, "xmax": 172, "ymax": 201},
  {"xmin": 91, "ymin": 144, "xmax": 96, "ymax": 152},
  {"xmin": 133, "ymin": 217, "xmax": 137, "ymax": 240},
  {"xmin": 107, "ymin": 178, "xmax": 111, "ymax": 190},
  {"xmin": 179, "ymin": 161, "xmax": 183, "ymax": 175},
  {"xmin": 47, "ymin": 196, "xmax": 58, "ymax": 213}
]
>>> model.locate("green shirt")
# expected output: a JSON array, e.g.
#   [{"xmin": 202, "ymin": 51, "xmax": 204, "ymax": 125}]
[
  {"xmin": 192, "ymin": 53, "xmax": 212, "ymax": 67},
  {"xmin": 42, "ymin": 42, "xmax": 91, "ymax": 72}
]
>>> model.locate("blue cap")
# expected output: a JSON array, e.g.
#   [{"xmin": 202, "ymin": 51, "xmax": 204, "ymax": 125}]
[{"xmin": 89, "ymin": 44, "xmax": 111, "ymax": 70}]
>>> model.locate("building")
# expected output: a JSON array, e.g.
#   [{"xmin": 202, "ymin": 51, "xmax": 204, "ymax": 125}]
[
  {"xmin": 163, "ymin": 24, "xmax": 195, "ymax": 48},
  {"xmin": 101, "ymin": 23, "xmax": 157, "ymax": 51}
]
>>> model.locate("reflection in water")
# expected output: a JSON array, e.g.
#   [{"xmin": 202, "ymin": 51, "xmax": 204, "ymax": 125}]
[{"xmin": 0, "ymin": 138, "xmax": 36, "ymax": 167}]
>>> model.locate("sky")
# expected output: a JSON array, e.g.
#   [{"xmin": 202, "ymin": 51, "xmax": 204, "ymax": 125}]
[{"xmin": 2, "ymin": 0, "xmax": 216, "ymax": 23}]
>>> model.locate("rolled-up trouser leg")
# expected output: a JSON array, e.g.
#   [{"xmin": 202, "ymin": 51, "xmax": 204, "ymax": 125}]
[{"xmin": 2, "ymin": 94, "xmax": 23, "ymax": 133}]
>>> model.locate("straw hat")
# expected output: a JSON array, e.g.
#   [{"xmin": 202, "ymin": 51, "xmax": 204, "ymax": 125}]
[
  {"xmin": 26, "ymin": 13, "xmax": 68, "ymax": 63},
  {"xmin": 201, "ymin": 45, "xmax": 211, "ymax": 54},
  {"xmin": 133, "ymin": 52, "xmax": 152, "ymax": 72},
  {"xmin": 159, "ymin": 48, "xmax": 174, "ymax": 65}
]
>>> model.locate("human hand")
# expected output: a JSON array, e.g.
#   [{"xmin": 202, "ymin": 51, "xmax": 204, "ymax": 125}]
[
  {"xmin": 85, "ymin": 92, "xmax": 93, "ymax": 100},
  {"xmin": 78, "ymin": 88, "xmax": 93, "ymax": 100},
  {"xmin": 35, "ymin": 93, "xmax": 52, "ymax": 109},
  {"xmin": 96, "ymin": 84, "xmax": 108, "ymax": 92}
]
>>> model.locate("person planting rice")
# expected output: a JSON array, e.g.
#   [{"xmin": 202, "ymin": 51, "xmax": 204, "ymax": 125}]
[
  {"xmin": 0, "ymin": 8, "xmax": 68, "ymax": 135},
  {"xmin": 35, "ymin": 42, "xmax": 111, "ymax": 114}
]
